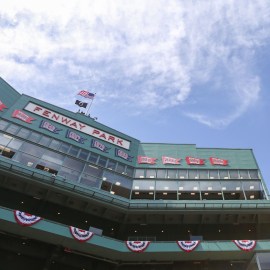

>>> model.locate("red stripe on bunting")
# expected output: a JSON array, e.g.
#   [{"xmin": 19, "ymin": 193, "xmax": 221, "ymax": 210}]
[
  {"xmin": 233, "ymin": 240, "xmax": 256, "ymax": 251},
  {"xmin": 14, "ymin": 210, "xmax": 42, "ymax": 226},
  {"xmin": 126, "ymin": 241, "xmax": 150, "ymax": 253},
  {"xmin": 69, "ymin": 226, "xmax": 94, "ymax": 242},
  {"xmin": 176, "ymin": 241, "xmax": 200, "ymax": 252}
]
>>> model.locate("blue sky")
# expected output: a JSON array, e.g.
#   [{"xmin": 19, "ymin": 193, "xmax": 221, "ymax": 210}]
[{"xmin": 1, "ymin": 1, "xmax": 270, "ymax": 189}]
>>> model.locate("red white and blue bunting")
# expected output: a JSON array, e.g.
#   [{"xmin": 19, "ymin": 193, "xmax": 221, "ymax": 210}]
[
  {"xmin": 233, "ymin": 240, "xmax": 256, "ymax": 251},
  {"xmin": 14, "ymin": 210, "xmax": 42, "ymax": 226},
  {"xmin": 69, "ymin": 226, "xmax": 94, "ymax": 242},
  {"xmin": 176, "ymin": 241, "xmax": 200, "ymax": 252},
  {"xmin": 126, "ymin": 241, "xmax": 150, "ymax": 253}
]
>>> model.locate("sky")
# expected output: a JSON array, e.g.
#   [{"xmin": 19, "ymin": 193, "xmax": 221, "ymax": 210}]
[{"xmin": 1, "ymin": 0, "xmax": 270, "ymax": 189}]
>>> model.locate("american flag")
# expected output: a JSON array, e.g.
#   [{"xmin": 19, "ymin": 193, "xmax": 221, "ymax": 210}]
[{"xmin": 77, "ymin": 90, "xmax": 95, "ymax": 99}]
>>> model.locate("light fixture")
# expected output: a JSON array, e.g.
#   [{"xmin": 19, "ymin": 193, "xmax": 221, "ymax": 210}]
[
  {"xmin": 231, "ymin": 193, "xmax": 235, "ymax": 195},
  {"xmin": 164, "ymin": 187, "xmax": 169, "ymax": 190},
  {"xmin": 85, "ymin": 220, "xmax": 88, "ymax": 223},
  {"xmin": 110, "ymin": 191, "xmax": 115, "ymax": 195},
  {"xmin": 250, "ymin": 195, "xmax": 255, "ymax": 199},
  {"xmin": 193, "ymin": 187, "xmax": 198, "ymax": 190},
  {"xmin": 134, "ymin": 186, "xmax": 140, "ymax": 190},
  {"xmin": 135, "ymin": 192, "xmax": 140, "ymax": 195},
  {"xmin": 149, "ymin": 186, "xmax": 154, "ymax": 190},
  {"xmin": 179, "ymin": 187, "xmax": 183, "ymax": 190},
  {"xmin": 191, "ymin": 193, "xmax": 195, "ymax": 195},
  {"xmin": 222, "ymin": 187, "xmax": 226, "ymax": 190},
  {"xmin": 102, "ymin": 177, "xmax": 107, "ymax": 181},
  {"xmin": 250, "ymin": 186, "xmax": 254, "ymax": 190},
  {"xmin": 149, "ymin": 192, "xmax": 154, "ymax": 195},
  {"xmin": 115, "ymin": 181, "xmax": 121, "ymax": 186},
  {"xmin": 57, "ymin": 212, "xmax": 61, "ymax": 215},
  {"xmin": 204, "ymin": 193, "xmax": 209, "ymax": 195},
  {"xmin": 163, "ymin": 192, "xmax": 168, "ymax": 195},
  {"xmin": 208, "ymin": 187, "xmax": 212, "ymax": 190},
  {"xmin": 236, "ymin": 187, "xmax": 240, "ymax": 190}
]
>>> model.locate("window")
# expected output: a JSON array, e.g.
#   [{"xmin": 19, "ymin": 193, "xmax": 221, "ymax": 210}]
[
  {"xmin": 0, "ymin": 146, "xmax": 15, "ymax": 159},
  {"xmin": 167, "ymin": 170, "xmax": 177, "ymax": 179},
  {"xmin": 188, "ymin": 170, "xmax": 198, "ymax": 179},
  {"xmin": 116, "ymin": 163, "xmax": 125, "ymax": 174},
  {"xmin": 58, "ymin": 143, "xmax": 70, "ymax": 153},
  {"xmin": 239, "ymin": 170, "xmax": 249, "ymax": 179},
  {"xmin": 155, "ymin": 181, "xmax": 177, "ymax": 200},
  {"xmin": 198, "ymin": 170, "xmax": 208, "ymax": 179},
  {"xmin": 107, "ymin": 159, "xmax": 117, "ymax": 170},
  {"xmin": 20, "ymin": 142, "xmax": 45, "ymax": 157},
  {"xmin": 249, "ymin": 170, "xmax": 259, "ymax": 179},
  {"xmin": 178, "ymin": 170, "xmax": 187, "ymax": 179},
  {"xmin": 156, "ymin": 169, "xmax": 166, "ymax": 178},
  {"xmin": 6, "ymin": 124, "xmax": 19, "ymax": 135},
  {"xmin": 135, "ymin": 169, "xmax": 145, "ymax": 178},
  {"xmin": 219, "ymin": 170, "xmax": 229, "ymax": 179},
  {"xmin": 39, "ymin": 136, "xmax": 51, "ymax": 147},
  {"xmin": 49, "ymin": 139, "xmax": 61, "ymax": 150},
  {"xmin": 17, "ymin": 128, "xmax": 30, "ymax": 139},
  {"xmin": 41, "ymin": 150, "xmax": 65, "ymax": 165},
  {"xmin": 69, "ymin": 146, "xmax": 80, "ymax": 157},
  {"xmin": 209, "ymin": 170, "xmax": 219, "ymax": 179},
  {"xmin": 28, "ymin": 132, "xmax": 41, "ymax": 143},
  {"xmin": 229, "ymin": 170, "xmax": 239, "ymax": 179},
  {"xmin": 97, "ymin": 156, "xmax": 108, "ymax": 167},
  {"xmin": 131, "ymin": 180, "xmax": 155, "ymax": 200},
  {"xmin": 88, "ymin": 152, "xmax": 98, "ymax": 164},
  {"xmin": 62, "ymin": 157, "xmax": 84, "ymax": 171},
  {"xmin": 146, "ymin": 169, "xmax": 156, "ymax": 178},
  {"xmin": 84, "ymin": 164, "xmax": 103, "ymax": 178},
  {"xmin": 0, "ymin": 120, "xmax": 9, "ymax": 130},
  {"xmin": 78, "ymin": 149, "xmax": 89, "ymax": 160},
  {"xmin": 126, "ymin": 166, "xmax": 134, "ymax": 177},
  {"xmin": 13, "ymin": 152, "xmax": 38, "ymax": 166}
]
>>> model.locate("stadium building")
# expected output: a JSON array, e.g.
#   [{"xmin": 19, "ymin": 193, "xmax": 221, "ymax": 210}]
[{"xmin": 0, "ymin": 77, "xmax": 270, "ymax": 269}]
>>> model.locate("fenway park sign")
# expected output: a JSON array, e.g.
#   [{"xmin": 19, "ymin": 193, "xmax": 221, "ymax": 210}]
[{"xmin": 24, "ymin": 103, "xmax": 130, "ymax": 149}]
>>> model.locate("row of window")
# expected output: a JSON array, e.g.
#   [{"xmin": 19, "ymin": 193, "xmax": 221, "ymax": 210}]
[
  {"xmin": 0, "ymin": 120, "xmax": 134, "ymax": 177},
  {"xmin": 135, "ymin": 168, "xmax": 260, "ymax": 180}
]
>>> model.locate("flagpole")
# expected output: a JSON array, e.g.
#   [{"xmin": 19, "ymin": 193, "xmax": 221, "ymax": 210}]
[{"xmin": 86, "ymin": 93, "xmax": 96, "ymax": 116}]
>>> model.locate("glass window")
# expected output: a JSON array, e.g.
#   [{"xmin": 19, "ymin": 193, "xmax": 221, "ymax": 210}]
[
  {"xmin": 39, "ymin": 136, "xmax": 51, "ymax": 147},
  {"xmin": 59, "ymin": 142, "xmax": 70, "ymax": 153},
  {"xmin": 49, "ymin": 139, "xmax": 61, "ymax": 150},
  {"xmin": 188, "ymin": 170, "xmax": 199, "ymax": 179},
  {"xmin": 107, "ymin": 159, "xmax": 116, "ymax": 170},
  {"xmin": 84, "ymin": 164, "xmax": 103, "ymax": 178},
  {"xmin": 20, "ymin": 142, "xmax": 45, "ymax": 157},
  {"xmin": 17, "ymin": 128, "xmax": 30, "ymax": 139},
  {"xmin": 219, "ymin": 170, "xmax": 229, "ymax": 179},
  {"xmin": 88, "ymin": 152, "xmax": 98, "ymax": 164},
  {"xmin": 62, "ymin": 157, "xmax": 84, "ymax": 171},
  {"xmin": 229, "ymin": 170, "xmax": 239, "ymax": 179},
  {"xmin": 157, "ymin": 169, "xmax": 166, "ymax": 178},
  {"xmin": 156, "ymin": 181, "xmax": 178, "ymax": 191},
  {"xmin": 242, "ymin": 181, "xmax": 261, "ymax": 191},
  {"xmin": 239, "ymin": 170, "xmax": 249, "ymax": 179},
  {"xmin": 0, "ymin": 133, "xmax": 13, "ymax": 147},
  {"xmin": 97, "ymin": 156, "xmax": 108, "ymax": 167},
  {"xmin": 116, "ymin": 163, "xmax": 125, "ymax": 174},
  {"xmin": 13, "ymin": 152, "xmax": 39, "ymax": 167},
  {"xmin": 8, "ymin": 138, "xmax": 23, "ymax": 150},
  {"xmin": 178, "ymin": 170, "xmax": 187, "ymax": 179},
  {"xmin": 80, "ymin": 173, "xmax": 101, "ymax": 188},
  {"xmin": 126, "ymin": 166, "xmax": 134, "ymax": 177},
  {"xmin": 6, "ymin": 124, "xmax": 19, "ymax": 135},
  {"xmin": 249, "ymin": 170, "xmax": 259, "ymax": 179},
  {"xmin": 69, "ymin": 146, "xmax": 80, "ymax": 157},
  {"xmin": 135, "ymin": 169, "xmax": 145, "ymax": 178},
  {"xmin": 209, "ymin": 170, "xmax": 219, "ymax": 179},
  {"xmin": 167, "ymin": 170, "xmax": 177, "ymax": 179},
  {"xmin": 200, "ymin": 181, "xmax": 221, "ymax": 191},
  {"xmin": 146, "ymin": 169, "xmax": 156, "ymax": 178},
  {"xmin": 28, "ymin": 132, "xmax": 41, "ymax": 143},
  {"xmin": 41, "ymin": 150, "xmax": 65, "ymax": 165},
  {"xmin": 0, "ymin": 120, "xmax": 9, "ymax": 130},
  {"xmin": 132, "ymin": 180, "xmax": 155, "ymax": 191},
  {"xmin": 178, "ymin": 181, "xmax": 200, "ymax": 191},
  {"xmin": 58, "ymin": 167, "xmax": 80, "ymax": 182},
  {"xmin": 198, "ymin": 170, "xmax": 208, "ymax": 179},
  {"xmin": 78, "ymin": 149, "xmax": 89, "ymax": 160}
]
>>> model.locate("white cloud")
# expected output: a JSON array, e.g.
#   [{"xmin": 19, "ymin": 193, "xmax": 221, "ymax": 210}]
[{"xmin": 0, "ymin": 0, "xmax": 270, "ymax": 127}]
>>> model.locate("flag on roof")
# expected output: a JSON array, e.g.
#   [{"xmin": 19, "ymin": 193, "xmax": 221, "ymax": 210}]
[
  {"xmin": 77, "ymin": 90, "xmax": 95, "ymax": 99},
  {"xmin": 75, "ymin": 100, "xmax": 88, "ymax": 108}
]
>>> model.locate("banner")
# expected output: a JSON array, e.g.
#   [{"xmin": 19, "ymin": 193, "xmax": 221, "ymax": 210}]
[
  {"xmin": 91, "ymin": 139, "xmax": 110, "ymax": 153},
  {"xmin": 185, "ymin": 156, "xmax": 204, "ymax": 165},
  {"xmin": 176, "ymin": 241, "xmax": 200, "ymax": 252},
  {"xmin": 12, "ymin": 110, "xmax": 35, "ymax": 123},
  {"xmin": 66, "ymin": 130, "xmax": 87, "ymax": 144},
  {"xmin": 125, "ymin": 241, "xmax": 150, "ymax": 253},
  {"xmin": 77, "ymin": 90, "xmax": 95, "ymax": 99},
  {"xmin": 162, "ymin": 156, "xmax": 181, "ymax": 165},
  {"xmin": 233, "ymin": 240, "xmax": 256, "ymax": 251},
  {"xmin": 70, "ymin": 226, "xmax": 94, "ymax": 242},
  {"xmin": 14, "ymin": 210, "xmax": 42, "ymax": 226},
  {"xmin": 75, "ymin": 100, "xmax": 88, "ymax": 108},
  {"xmin": 0, "ymin": 100, "xmax": 7, "ymax": 111},
  {"xmin": 209, "ymin": 157, "xmax": 228, "ymax": 166},
  {"xmin": 115, "ymin": 148, "xmax": 133, "ymax": 162},
  {"xmin": 137, "ymin": 156, "xmax": 157, "ymax": 164},
  {"xmin": 40, "ymin": 120, "xmax": 61, "ymax": 134}
]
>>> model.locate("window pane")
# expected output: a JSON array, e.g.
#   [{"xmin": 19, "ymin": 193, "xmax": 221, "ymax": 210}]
[
  {"xmin": 28, "ymin": 132, "xmax": 41, "ymax": 143},
  {"xmin": 62, "ymin": 157, "xmax": 84, "ymax": 171},
  {"xmin": 126, "ymin": 166, "xmax": 134, "ymax": 177},
  {"xmin": 107, "ymin": 159, "xmax": 117, "ymax": 170},
  {"xmin": 229, "ymin": 170, "xmax": 239, "ymax": 179},
  {"xmin": 8, "ymin": 138, "xmax": 23, "ymax": 150},
  {"xmin": 20, "ymin": 142, "xmax": 45, "ymax": 157},
  {"xmin": 188, "ymin": 170, "xmax": 198, "ymax": 179},
  {"xmin": 0, "ymin": 133, "xmax": 13, "ymax": 146},
  {"xmin": 13, "ymin": 152, "xmax": 39, "ymax": 167},
  {"xmin": 178, "ymin": 170, "xmax": 187, "ymax": 179},
  {"xmin": 167, "ymin": 170, "xmax": 177, "ymax": 179},
  {"xmin": 156, "ymin": 181, "xmax": 177, "ymax": 191},
  {"xmin": 59, "ymin": 142, "xmax": 70, "ymax": 153},
  {"xmin": 135, "ymin": 169, "xmax": 145, "ymax": 178},
  {"xmin": 84, "ymin": 164, "xmax": 103, "ymax": 178},
  {"xmin": 49, "ymin": 139, "xmax": 61, "ymax": 150},
  {"xmin": 219, "ymin": 170, "xmax": 229, "ymax": 179},
  {"xmin": 39, "ymin": 136, "xmax": 51, "ymax": 147},
  {"xmin": 78, "ymin": 149, "xmax": 89, "ymax": 160},
  {"xmin": 88, "ymin": 152, "xmax": 98, "ymax": 164},
  {"xmin": 239, "ymin": 170, "xmax": 249, "ymax": 179},
  {"xmin": 249, "ymin": 170, "xmax": 259, "ymax": 179},
  {"xmin": 200, "ymin": 181, "xmax": 221, "ymax": 191},
  {"xmin": 42, "ymin": 150, "xmax": 65, "ymax": 165},
  {"xmin": 116, "ymin": 163, "xmax": 125, "ymax": 174},
  {"xmin": 132, "ymin": 180, "xmax": 155, "ymax": 191},
  {"xmin": 198, "ymin": 170, "xmax": 208, "ymax": 179},
  {"xmin": 17, "ymin": 128, "xmax": 30, "ymax": 139},
  {"xmin": 0, "ymin": 120, "xmax": 9, "ymax": 130},
  {"xmin": 209, "ymin": 170, "xmax": 219, "ymax": 179},
  {"xmin": 157, "ymin": 169, "xmax": 166, "ymax": 178},
  {"xmin": 146, "ymin": 169, "xmax": 156, "ymax": 178},
  {"xmin": 69, "ymin": 146, "xmax": 80, "ymax": 157},
  {"xmin": 97, "ymin": 156, "xmax": 107, "ymax": 167},
  {"xmin": 6, "ymin": 124, "xmax": 19, "ymax": 135}
]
